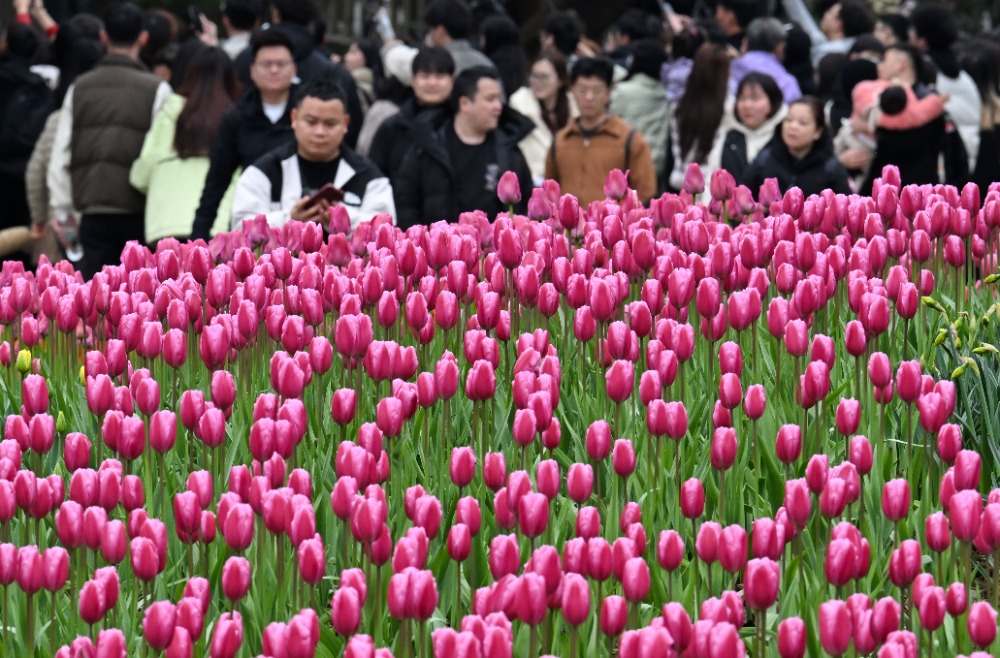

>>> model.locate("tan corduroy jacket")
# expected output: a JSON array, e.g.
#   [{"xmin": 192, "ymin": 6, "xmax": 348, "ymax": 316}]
[{"xmin": 545, "ymin": 115, "xmax": 657, "ymax": 206}]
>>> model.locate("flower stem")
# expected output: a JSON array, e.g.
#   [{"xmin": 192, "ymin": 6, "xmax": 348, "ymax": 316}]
[
  {"xmin": 452, "ymin": 561, "xmax": 461, "ymax": 629},
  {"xmin": 27, "ymin": 592, "xmax": 34, "ymax": 658}
]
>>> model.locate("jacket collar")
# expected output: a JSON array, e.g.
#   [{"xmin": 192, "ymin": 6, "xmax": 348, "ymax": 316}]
[
  {"xmin": 332, "ymin": 158, "xmax": 358, "ymax": 190},
  {"xmin": 399, "ymin": 97, "xmax": 451, "ymax": 123},
  {"xmin": 737, "ymin": 51, "xmax": 781, "ymax": 67},
  {"xmin": 622, "ymin": 73, "xmax": 665, "ymax": 90},
  {"xmin": 284, "ymin": 143, "xmax": 362, "ymax": 187},
  {"xmin": 100, "ymin": 53, "xmax": 150, "ymax": 72},
  {"xmin": 564, "ymin": 115, "xmax": 630, "ymax": 139},
  {"xmin": 733, "ymin": 104, "xmax": 788, "ymax": 141},
  {"xmin": 770, "ymin": 136, "xmax": 835, "ymax": 171},
  {"xmin": 241, "ymin": 84, "xmax": 296, "ymax": 121}
]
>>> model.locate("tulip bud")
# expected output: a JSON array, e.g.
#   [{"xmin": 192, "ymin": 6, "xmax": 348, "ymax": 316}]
[
  {"xmin": 778, "ymin": 617, "xmax": 806, "ymax": 658},
  {"xmin": 775, "ymin": 424, "xmax": 801, "ymax": 464},
  {"xmin": 210, "ymin": 611, "xmax": 244, "ymax": 658},
  {"xmin": 744, "ymin": 558, "xmax": 780, "ymax": 609},
  {"xmin": 332, "ymin": 586, "xmax": 362, "ymax": 636},
  {"xmin": 835, "ymin": 398, "xmax": 860, "ymax": 436},
  {"xmin": 567, "ymin": 463, "xmax": 593, "ymax": 503},
  {"xmin": 497, "ymin": 171, "xmax": 521, "ymax": 206},
  {"xmin": 695, "ymin": 522, "xmax": 721, "ymax": 564},
  {"xmin": 79, "ymin": 579, "xmax": 107, "ymax": 625},
  {"xmin": 881, "ymin": 479, "xmax": 911, "ymax": 522},
  {"xmin": 221, "ymin": 556, "xmax": 251, "ymax": 602},
  {"xmin": 586, "ymin": 421, "xmax": 611, "ymax": 462},
  {"xmin": 449, "ymin": 447, "xmax": 476, "ymax": 489},
  {"xmin": 680, "ymin": 478, "xmax": 704, "ymax": 519},
  {"xmin": 143, "ymin": 600, "xmax": 177, "ymax": 651},
  {"xmin": 819, "ymin": 600, "xmax": 852, "ymax": 656},
  {"xmin": 600, "ymin": 595, "xmax": 628, "ymax": 637},
  {"xmin": 969, "ymin": 601, "xmax": 998, "ymax": 648},
  {"xmin": 710, "ymin": 427, "xmax": 737, "ymax": 471},
  {"xmin": 717, "ymin": 524, "xmax": 747, "ymax": 575},
  {"xmin": 947, "ymin": 582, "xmax": 968, "ymax": 617}
]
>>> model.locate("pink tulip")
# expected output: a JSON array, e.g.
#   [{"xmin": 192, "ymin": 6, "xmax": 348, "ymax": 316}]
[
  {"xmin": 605, "ymin": 360, "xmax": 633, "ymax": 403},
  {"xmin": 819, "ymin": 600, "xmax": 852, "ymax": 656},
  {"xmin": 744, "ymin": 558, "xmax": 780, "ymax": 609},
  {"xmin": 680, "ymin": 478, "xmax": 705, "ymax": 519},
  {"xmin": 969, "ymin": 602, "xmax": 998, "ymax": 648},
  {"xmin": 744, "ymin": 384, "xmax": 765, "ymax": 420},
  {"xmin": 611, "ymin": 439, "xmax": 636, "ymax": 478},
  {"xmin": 710, "ymin": 427, "xmax": 737, "ymax": 471},
  {"xmin": 778, "ymin": 617, "xmax": 806, "ymax": 658},
  {"xmin": 497, "ymin": 171, "xmax": 521, "ymax": 205},
  {"xmin": 332, "ymin": 586, "xmax": 362, "ymax": 636},
  {"xmin": 881, "ymin": 479, "xmax": 910, "ymax": 522},
  {"xmin": 143, "ymin": 600, "xmax": 177, "ymax": 651},
  {"xmin": 775, "ymin": 425, "xmax": 801, "ymax": 464},
  {"xmin": 600, "ymin": 595, "xmax": 628, "ymax": 637},
  {"xmin": 79, "ymin": 579, "xmax": 106, "ymax": 625},
  {"xmin": 518, "ymin": 492, "xmax": 549, "ymax": 539},
  {"xmin": 210, "ymin": 611, "xmax": 244, "ymax": 658}
]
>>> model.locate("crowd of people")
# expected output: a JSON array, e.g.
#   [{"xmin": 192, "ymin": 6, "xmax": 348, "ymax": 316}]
[{"xmin": 1, "ymin": 0, "xmax": 999, "ymax": 276}]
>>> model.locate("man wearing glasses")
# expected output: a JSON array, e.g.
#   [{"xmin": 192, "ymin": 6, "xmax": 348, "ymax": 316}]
[
  {"xmin": 190, "ymin": 30, "xmax": 297, "ymax": 240},
  {"xmin": 545, "ymin": 57, "xmax": 656, "ymax": 205}
]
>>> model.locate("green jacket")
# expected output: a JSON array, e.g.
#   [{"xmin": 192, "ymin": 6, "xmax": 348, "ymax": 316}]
[
  {"xmin": 609, "ymin": 73, "xmax": 671, "ymax": 181},
  {"xmin": 129, "ymin": 94, "xmax": 235, "ymax": 243}
]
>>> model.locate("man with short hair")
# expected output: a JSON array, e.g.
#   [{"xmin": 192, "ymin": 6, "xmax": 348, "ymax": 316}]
[
  {"xmin": 219, "ymin": 0, "xmax": 261, "ymax": 59},
  {"xmin": 604, "ymin": 9, "xmax": 660, "ymax": 69},
  {"xmin": 234, "ymin": 0, "xmax": 362, "ymax": 147},
  {"xmin": 715, "ymin": 0, "xmax": 763, "ymax": 52},
  {"xmin": 781, "ymin": 0, "xmax": 874, "ymax": 67},
  {"xmin": 424, "ymin": 0, "xmax": 496, "ymax": 75},
  {"xmin": 541, "ymin": 10, "xmax": 584, "ymax": 61},
  {"xmin": 369, "ymin": 47, "xmax": 455, "ymax": 197},
  {"xmin": 231, "ymin": 78, "xmax": 394, "ymax": 229},
  {"xmin": 47, "ymin": 1, "xmax": 171, "ymax": 278},
  {"xmin": 395, "ymin": 66, "xmax": 533, "ymax": 228},
  {"xmin": 546, "ymin": 57, "xmax": 656, "ymax": 205},
  {"xmin": 909, "ymin": 2, "xmax": 981, "ymax": 176},
  {"xmin": 190, "ymin": 30, "xmax": 299, "ymax": 240},
  {"xmin": 730, "ymin": 17, "xmax": 801, "ymax": 103}
]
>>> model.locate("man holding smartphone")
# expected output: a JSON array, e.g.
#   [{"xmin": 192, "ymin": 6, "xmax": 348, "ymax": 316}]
[{"xmin": 230, "ymin": 78, "xmax": 395, "ymax": 229}]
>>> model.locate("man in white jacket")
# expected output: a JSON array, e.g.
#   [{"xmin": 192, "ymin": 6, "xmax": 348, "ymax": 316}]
[
  {"xmin": 780, "ymin": 0, "xmax": 874, "ymax": 68},
  {"xmin": 909, "ymin": 3, "xmax": 981, "ymax": 176},
  {"xmin": 231, "ymin": 78, "xmax": 395, "ymax": 229}
]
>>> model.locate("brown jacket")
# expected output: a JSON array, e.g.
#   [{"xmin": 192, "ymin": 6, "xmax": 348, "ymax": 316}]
[
  {"xmin": 69, "ymin": 55, "xmax": 162, "ymax": 213},
  {"xmin": 545, "ymin": 115, "xmax": 657, "ymax": 206}
]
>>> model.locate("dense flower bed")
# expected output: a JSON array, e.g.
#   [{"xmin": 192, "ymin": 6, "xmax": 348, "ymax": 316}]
[{"xmin": 1, "ymin": 164, "xmax": 1000, "ymax": 658}]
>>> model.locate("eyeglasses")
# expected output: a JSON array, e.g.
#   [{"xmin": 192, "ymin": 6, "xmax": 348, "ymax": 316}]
[
  {"xmin": 255, "ymin": 60, "xmax": 294, "ymax": 70},
  {"xmin": 530, "ymin": 73, "xmax": 555, "ymax": 83},
  {"xmin": 573, "ymin": 85, "xmax": 608, "ymax": 98}
]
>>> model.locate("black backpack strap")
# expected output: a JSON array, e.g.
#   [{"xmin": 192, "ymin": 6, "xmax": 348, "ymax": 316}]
[
  {"xmin": 549, "ymin": 134, "xmax": 557, "ymax": 175},
  {"xmin": 271, "ymin": 161, "xmax": 283, "ymax": 205},
  {"xmin": 624, "ymin": 128, "xmax": 636, "ymax": 170}
]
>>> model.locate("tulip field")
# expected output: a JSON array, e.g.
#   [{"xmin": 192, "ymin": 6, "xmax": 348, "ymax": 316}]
[{"xmin": 4, "ymin": 163, "xmax": 1000, "ymax": 658}]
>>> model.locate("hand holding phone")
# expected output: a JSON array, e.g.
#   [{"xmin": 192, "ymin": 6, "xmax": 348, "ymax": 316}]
[
  {"xmin": 292, "ymin": 184, "xmax": 344, "ymax": 223},
  {"xmin": 304, "ymin": 183, "xmax": 344, "ymax": 208},
  {"xmin": 187, "ymin": 6, "xmax": 202, "ymax": 33}
]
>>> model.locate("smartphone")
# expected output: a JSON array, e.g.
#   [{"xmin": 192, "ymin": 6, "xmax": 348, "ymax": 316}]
[
  {"xmin": 187, "ymin": 6, "xmax": 202, "ymax": 33},
  {"xmin": 304, "ymin": 183, "xmax": 344, "ymax": 208}
]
